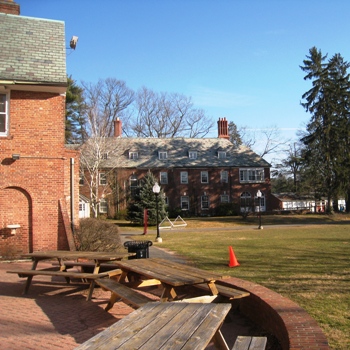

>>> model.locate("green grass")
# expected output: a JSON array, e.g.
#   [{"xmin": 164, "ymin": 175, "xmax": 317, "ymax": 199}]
[{"xmin": 118, "ymin": 215, "xmax": 350, "ymax": 349}]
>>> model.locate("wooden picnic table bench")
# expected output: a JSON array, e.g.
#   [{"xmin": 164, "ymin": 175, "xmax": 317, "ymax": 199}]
[
  {"xmin": 6, "ymin": 268, "xmax": 121, "ymax": 300},
  {"xmin": 75, "ymin": 302, "xmax": 232, "ymax": 350},
  {"xmin": 95, "ymin": 278, "xmax": 154, "ymax": 311},
  {"xmin": 7, "ymin": 250, "xmax": 129, "ymax": 300},
  {"xmin": 52, "ymin": 261, "xmax": 123, "ymax": 273},
  {"xmin": 113, "ymin": 258, "xmax": 233, "ymax": 301},
  {"xmin": 232, "ymin": 336, "xmax": 267, "ymax": 350},
  {"xmin": 194, "ymin": 282, "xmax": 250, "ymax": 300}
]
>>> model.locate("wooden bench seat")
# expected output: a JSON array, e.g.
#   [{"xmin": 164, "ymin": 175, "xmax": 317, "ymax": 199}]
[
  {"xmin": 7, "ymin": 268, "xmax": 122, "ymax": 300},
  {"xmin": 232, "ymin": 336, "xmax": 267, "ymax": 350},
  {"xmin": 194, "ymin": 282, "xmax": 250, "ymax": 299},
  {"xmin": 52, "ymin": 261, "xmax": 121, "ymax": 273},
  {"xmin": 95, "ymin": 278, "xmax": 154, "ymax": 311},
  {"xmin": 7, "ymin": 269, "xmax": 121, "ymax": 280}
]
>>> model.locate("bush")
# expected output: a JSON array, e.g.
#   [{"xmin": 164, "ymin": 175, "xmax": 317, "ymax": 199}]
[{"xmin": 74, "ymin": 218, "xmax": 122, "ymax": 252}]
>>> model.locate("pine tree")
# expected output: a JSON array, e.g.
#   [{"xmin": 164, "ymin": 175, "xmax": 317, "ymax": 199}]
[
  {"xmin": 300, "ymin": 47, "xmax": 350, "ymax": 212},
  {"xmin": 127, "ymin": 171, "xmax": 167, "ymax": 225}
]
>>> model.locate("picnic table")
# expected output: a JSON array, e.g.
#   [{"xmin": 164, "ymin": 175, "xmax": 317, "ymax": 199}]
[
  {"xmin": 75, "ymin": 302, "xmax": 232, "ymax": 350},
  {"xmin": 7, "ymin": 250, "xmax": 131, "ymax": 300},
  {"xmin": 112, "ymin": 258, "xmax": 248, "ymax": 302}
]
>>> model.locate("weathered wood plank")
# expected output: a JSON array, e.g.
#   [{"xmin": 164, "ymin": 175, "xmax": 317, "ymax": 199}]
[
  {"xmin": 95, "ymin": 278, "xmax": 153, "ymax": 310},
  {"xmin": 195, "ymin": 283, "xmax": 250, "ymax": 299},
  {"xmin": 75, "ymin": 303, "xmax": 231, "ymax": 350},
  {"xmin": 231, "ymin": 336, "xmax": 267, "ymax": 350}
]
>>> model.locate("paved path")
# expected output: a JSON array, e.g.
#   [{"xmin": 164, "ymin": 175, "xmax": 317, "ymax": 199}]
[{"xmin": 0, "ymin": 229, "xmax": 257, "ymax": 349}]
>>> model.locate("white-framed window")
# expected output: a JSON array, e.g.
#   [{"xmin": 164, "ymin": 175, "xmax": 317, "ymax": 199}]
[
  {"xmin": 160, "ymin": 171, "xmax": 168, "ymax": 184},
  {"xmin": 218, "ymin": 151, "xmax": 226, "ymax": 159},
  {"xmin": 180, "ymin": 171, "xmax": 188, "ymax": 184},
  {"xmin": 201, "ymin": 171, "xmax": 209, "ymax": 183},
  {"xmin": 239, "ymin": 168, "xmax": 264, "ymax": 182},
  {"xmin": 221, "ymin": 195, "xmax": 229, "ymax": 203},
  {"xmin": 130, "ymin": 175, "xmax": 138, "ymax": 197},
  {"xmin": 181, "ymin": 196, "xmax": 189, "ymax": 210},
  {"xmin": 164, "ymin": 196, "xmax": 169, "ymax": 205},
  {"xmin": 220, "ymin": 170, "xmax": 228, "ymax": 183},
  {"xmin": 99, "ymin": 173, "xmax": 107, "ymax": 185},
  {"xmin": 240, "ymin": 191, "xmax": 252, "ymax": 212},
  {"xmin": 101, "ymin": 153, "xmax": 108, "ymax": 160},
  {"xmin": 189, "ymin": 151, "xmax": 197, "ymax": 159},
  {"xmin": 129, "ymin": 151, "xmax": 138, "ymax": 159},
  {"xmin": 0, "ymin": 93, "xmax": 9, "ymax": 136},
  {"xmin": 201, "ymin": 195, "xmax": 209, "ymax": 209},
  {"xmin": 99, "ymin": 198, "xmax": 108, "ymax": 213},
  {"xmin": 159, "ymin": 151, "xmax": 167, "ymax": 160}
]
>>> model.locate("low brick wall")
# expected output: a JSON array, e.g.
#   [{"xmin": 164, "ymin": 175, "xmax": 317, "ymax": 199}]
[{"xmin": 220, "ymin": 277, "xmax": 330, "ymax": 350}]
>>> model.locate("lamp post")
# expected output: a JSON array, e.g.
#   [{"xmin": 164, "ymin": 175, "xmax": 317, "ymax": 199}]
[
  {"xmin": 256, "ymin": 190, "xmax": 263, "ymax": 230},
  {"xmin": 152, "ymin": 182, "xmax": 162, "ymax": 242}
]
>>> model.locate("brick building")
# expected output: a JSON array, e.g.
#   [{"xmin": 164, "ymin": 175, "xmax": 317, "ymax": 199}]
[
  {"xmin": 79, "ymin": 118, "xmax": 271, "ymax": 218},
  {"xmin": 0, "ymin": 1, "xmax": 80, "ymax": 258}
]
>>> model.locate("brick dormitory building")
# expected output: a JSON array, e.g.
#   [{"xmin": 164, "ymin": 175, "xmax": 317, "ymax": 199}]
[
  {"xmin": 78, "ymin": 118, "xmax": 271, "ymax": 219},
  {"xmin": 0, "ymin": 0, "xmax": 79, "ymax": 258}
]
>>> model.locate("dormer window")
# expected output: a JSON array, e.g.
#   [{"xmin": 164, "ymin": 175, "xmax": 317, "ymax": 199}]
[
  {"xmin": 159, "ymin": 151, "xmax": 167, "ymax": 160},
  {"xmin": 129, "ymin": 151, "xmax": 138, "ymax": 159},
  {"xmin": 189, "ymin": 151, "xmax": 197, "ymax": 159},
  {"xmin": 218, "ymin": 151, "xmax": 226, "ymax": 159},
  {"xmin": 101, "ymin": 153, "xmax": 108, "ymax": 159}
]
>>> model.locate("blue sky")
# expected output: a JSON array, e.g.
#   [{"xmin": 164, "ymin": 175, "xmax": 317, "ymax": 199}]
[{"xmin": 20, "ymin": 0, "xmax": 350, "ymax": 159}]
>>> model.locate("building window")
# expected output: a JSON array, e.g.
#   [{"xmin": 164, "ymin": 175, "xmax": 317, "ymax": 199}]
[
  {"xmin": 201, "ymin": 195, "xmax": 209, "ymax": 209},
  {"xmin": 218, "ymin": 151, "xmax": 226, "ymax": 159},
  {"xmin": 159, "ymin": 151, "xmax": 167, "ymax": 160},
  {"xmin": 239, "ymin": 168, "xmax": 264, "ymax": 182},
  {"xmin": 130, "ymin": 175, "xmax": 138, "ymax": 197},
  {"xmin": 129, "ymin": 151, "xmax": 138, "ymax": 159},
  {"xmin": 180, "ymin": 171, "xmax": 188, "ymax": 184},
  {"xmin": 99, "ymin": 173, "xmax": 107, "ymax": 185},
  {"xmin": 181, "ymin": 196, "xmax": 189, "ymax": 210},
  {"xmin": 221, "ymin": 195, "xmax": 229, "ymax": 203},
  {"xmin": 220, "ymin": 170, "xmax": 228, "ymax": 183},
  {"xmin": 160, "ymin": 171, "xmax": 168, "ymax": 184},
  {"xmin": 99, "ymin": 198, "xmax": 108, "ymax": 214},
  {"xmin": 201, "ymin": 171, "xmax": 209, "ymax": 183},
  {"xmin": 240, "ymin": 191, "xmax": 252, "ymax": 212},
  {"xmin": 101, "ymin": 153, "xmax": 108, "ymax": 159},
  {"xmin": 0, "ymin": 93, "xmax": 9, "ymax": 136},
  {"xmin": 189, "ymin": 151, "xmax": 197, "ymax": 159}
]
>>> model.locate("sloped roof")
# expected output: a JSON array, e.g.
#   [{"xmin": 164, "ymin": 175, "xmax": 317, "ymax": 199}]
[
  {"xmin": 0, "ymin": 13, "xmax": 66, "ymax": 84},
  {"xmin": 81, "ymin": 137, "xmax": 271, "ymax": 169}
]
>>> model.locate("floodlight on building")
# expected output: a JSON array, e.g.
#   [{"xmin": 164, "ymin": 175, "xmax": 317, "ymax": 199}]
[{"xmin": 70, "ymin": 36, "xmax": 78, "ymax": 50}]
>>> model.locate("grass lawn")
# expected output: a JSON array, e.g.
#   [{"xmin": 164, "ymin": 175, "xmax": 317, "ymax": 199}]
[{"xmin": 119, "ymin": 214, "xmax": 350, "ymax": 349}]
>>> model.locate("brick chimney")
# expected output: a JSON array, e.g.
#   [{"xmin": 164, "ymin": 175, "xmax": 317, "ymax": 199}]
[
  {"xmin": 217, "ymin": 117, "xmax": 229, "ymax": 139},
  {"xmin": 0, "ymin": 0, "xmax": 20, "ymax": 15},
  {"xmin": 114, "ymin": 118, "xmax": 122, "ymax": 137}
]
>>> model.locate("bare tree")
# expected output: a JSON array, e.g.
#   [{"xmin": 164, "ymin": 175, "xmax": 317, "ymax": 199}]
[
  {"xmin": 79, "ymin": 78, "xmax": 133, "ymax": 217},
  {"xmin": 127, "ymin": 87, "xmax": 214, "ymax": 138},
  {"xmin": 81, "ymin": 78, "xmax": 134, "ymax": 137}
]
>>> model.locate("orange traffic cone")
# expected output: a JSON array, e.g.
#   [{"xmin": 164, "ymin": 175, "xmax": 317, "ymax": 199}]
[{"xmin": 228, "ymin": 246, "xmax": 240, "ymax": 267}]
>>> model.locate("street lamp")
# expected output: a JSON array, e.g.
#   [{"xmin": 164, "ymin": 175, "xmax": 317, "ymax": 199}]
[
  {"xmin": 256, "ymin": 190, "xmax": 263, "ymax": 230},
  {"xmin": 152, "ymin": 182, "xmax": 162, "ymax": 242}
]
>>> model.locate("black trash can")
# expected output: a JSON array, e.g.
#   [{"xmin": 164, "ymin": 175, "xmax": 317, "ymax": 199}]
[{"xmin": 124, "ymin": 240, "xmax": 153, "ymax": 259}]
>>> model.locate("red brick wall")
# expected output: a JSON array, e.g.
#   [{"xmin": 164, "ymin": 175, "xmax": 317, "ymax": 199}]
[
  {"xmin": 0, "ymin": 90, "xmax": 79, "ymax": 257},
  {"xmin": 220, "ymin": 277, "xmax": 330, "ymax": 350}
]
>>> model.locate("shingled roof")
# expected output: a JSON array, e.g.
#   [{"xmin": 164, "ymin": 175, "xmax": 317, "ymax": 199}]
[
  {"xmin": 0, "ymin": 13, "xmax": 66, "ymax": 85},
  {"xmin": 81, "ymin": 137, "xmax": 271, "ymax": 169}
]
